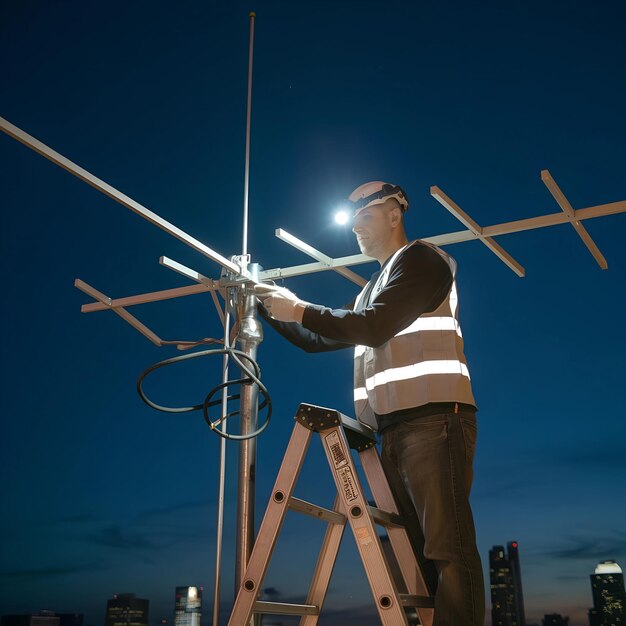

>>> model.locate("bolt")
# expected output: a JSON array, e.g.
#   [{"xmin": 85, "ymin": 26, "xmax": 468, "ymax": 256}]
[{"xmin": 379, "ymin": 595, "xmax": 392, "ymax": 609}]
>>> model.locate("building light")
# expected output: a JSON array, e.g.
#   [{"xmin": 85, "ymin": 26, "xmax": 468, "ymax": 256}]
[{"xmin": 595, "ymin": 560, "xmax": 623, "ymax": 574}]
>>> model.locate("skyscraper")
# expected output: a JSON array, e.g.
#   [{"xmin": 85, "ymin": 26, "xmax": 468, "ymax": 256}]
[
  {"xmin": 490, "ymin": 541, "xmax": 526, "ymax": 626},
  {"xmin": 174, "ymin": 587, "xmax": 202, "ymax": 626},
  {"xmin": 588, "ymin": 560, "xmax": 625, "ymax": 626},
  {"xmin": 542, "ymin": 615, "xmax": 569, "ymax": 626},
  {"xmin": 105, "ymin": 594, "xmax": 149, "ymax": 626}
]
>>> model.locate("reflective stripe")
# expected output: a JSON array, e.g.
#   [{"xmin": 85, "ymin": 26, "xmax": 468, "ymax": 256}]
[
  {"xmin": 450, "ymin": 282, "xmax": 458, "ymax": 317},
  {"xmin": 397, "ymin": 316, "xmax": 462, "ymax": 337},
  {"xmin": 354, "ymin": 316, "xmax": 462, "ymax": 359},
  {"xmin": 365, "ymin": 360, "xmax": 470, "ymax": 390},
  {"xmin": 354, "ymin": 344, "xmax": 366, "ymax": 357},
  {"xmin": 354, "ymin": 387, "xmax": 368, "ymax": 401},
  {"xmin": 353, "ymin": 359, "xmax": 470, "ymax": 402}
]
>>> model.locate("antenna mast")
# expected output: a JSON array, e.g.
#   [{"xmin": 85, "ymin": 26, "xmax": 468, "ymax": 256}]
[
  {"xmin": 242, "ymin": 12, "xmax": 256, "ymax": 259},
  {"xmin": 233, "ymin": 9, "xmax": 261, "ymax": 608}
]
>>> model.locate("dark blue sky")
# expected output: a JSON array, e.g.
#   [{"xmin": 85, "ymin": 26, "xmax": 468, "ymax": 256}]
[{"xmin": 1, "ymin": 1, "xmax": 625, "ymax": 625}]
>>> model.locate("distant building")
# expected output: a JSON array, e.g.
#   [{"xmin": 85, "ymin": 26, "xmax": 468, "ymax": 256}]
[
  {"xmin": 490, "ymin": 541, "xmax": 526, "ymax": 626},
  {"xmin": 542, "ymin": 614, "xmax": 569, "ymax": 626},
  {"xmin": 2, "ymin": 612, "xmax": 83, "ymax": 626},
  {"xmin": 588, "ymin": 560, "xmax": 625, "ymax": 626},
  {"xmin": 2, "ymin": 613, "xmax": 58, "ymax": 626},
  {"xmin": 174, "ymin": 587, "xmax": 202, "ymax": 626},
  {"xmin": 105, "ymin": 594, "xmax": 149, "ymax": 626}
]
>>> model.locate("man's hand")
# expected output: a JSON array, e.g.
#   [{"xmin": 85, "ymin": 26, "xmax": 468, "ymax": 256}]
[{"xmin": 253, "ymin": 283, "xmax": 308, "ymax": 323}]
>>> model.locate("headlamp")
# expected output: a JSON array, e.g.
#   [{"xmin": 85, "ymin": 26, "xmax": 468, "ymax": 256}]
[{"xmin": 349, "ymin": 184, "xmax": 408, "ymax": 213}]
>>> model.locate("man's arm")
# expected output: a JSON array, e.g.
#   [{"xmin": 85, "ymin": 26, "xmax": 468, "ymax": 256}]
[
  {"xmin": 258, "ymin": 302, "xmax": 353, "ymax": 353},
  {"xmin": 301, "ymin": 243, "xmax": 452, "ymax": 347}
]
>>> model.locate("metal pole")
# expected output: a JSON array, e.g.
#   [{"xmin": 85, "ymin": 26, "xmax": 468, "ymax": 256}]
[
  {"xmin": 232, "ymin": 12, "xmax": 260, "ymax": 623},
  {"xmin": 235, "ymin": 266, "xmax": 263, "ymax": 592},
  {"xmin": 213, "ymin": 306, "xmax": 232, "ymax": 626},
  {"xmin": 241, "ymin": 11, "xmax": 256, "ymax": 259}
]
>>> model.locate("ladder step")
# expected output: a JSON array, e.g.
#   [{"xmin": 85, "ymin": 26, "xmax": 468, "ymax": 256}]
[
  {"xmin": 288, "ymin": 496, "xmax": 346, "ymax": 525},
  {"xmin": 253, "ymin": 601, "xmax": 320, "ymax": 616},
  {"xmin": 399, "ymin": 594, "xmax": 436, "ymax": 609},
  {"xmin": 228, "ymin": 406, "xmax": 436, "ymax": 626},
  {"xmin": 367, "ymin": 504, "xmax": 405, "ymax": 528}
]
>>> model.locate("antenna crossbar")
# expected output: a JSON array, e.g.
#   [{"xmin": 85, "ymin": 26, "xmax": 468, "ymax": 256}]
[
  {"xmin": 541, "ymin": 170, "xmax": 608, "ymax": 269},
  {"xmin": 0, "ymin": 117, "xmax": 242, "ymax": 275},
  {"xmin": 260, "ymin": 192, "xmax": 626, "ymax": 282},
  {"xmin": 75, "ymin": 279, "xmax": 162, "ymax": 346},
  {"xmin": 259, "ymin": 253, "xmax": 369, "ymax": 281},
  {"xmin": 430, "ymin": 186, "xmax": 525, "ymax": 276},
  {"xmin": 480, "ymin": 200, "xmax": 626, "ymax": 236},
  {"xmin": 159, "ymin": 256, "xmax": 216, "ymax": 285},
  {"xmin": 159, "ymin": 257, "xmax": 226, "ymax": 326},
  {"xmin": 80, "ymin": 282, "xmax": 216, "ymax": 313},
  {"xmin": 275, "ymin": 229, "xmax": 367, "ymax": 286}
]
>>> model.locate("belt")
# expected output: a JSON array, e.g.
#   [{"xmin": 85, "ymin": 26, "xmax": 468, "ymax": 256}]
[
  {"xmin": 378, "ymin": 402, "xmax": 477, "ymax": 431},
  {"xmin": 412, "ymin": 401, "xmax": 476, "ymax": 418}
]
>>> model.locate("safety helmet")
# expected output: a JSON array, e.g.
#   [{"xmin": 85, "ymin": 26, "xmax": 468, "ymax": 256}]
[{"xmin": 348, "ymin": 181, "xmax": 409, "ymax": 215}]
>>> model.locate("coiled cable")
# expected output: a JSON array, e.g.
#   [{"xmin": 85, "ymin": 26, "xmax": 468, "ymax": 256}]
[{"xmin": 137, "ymin": 346, "xmax": 271, "ymax": 440}]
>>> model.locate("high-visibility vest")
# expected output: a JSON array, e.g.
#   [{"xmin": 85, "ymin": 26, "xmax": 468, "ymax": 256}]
[{"xmin": 353, "ymin": 240, "xmax": 476, "ymax": 429}]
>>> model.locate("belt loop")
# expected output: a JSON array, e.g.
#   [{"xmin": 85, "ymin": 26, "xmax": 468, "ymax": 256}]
[{"xmin": 454, "ymin": 402, "xmax": 459, "ymax": 414}]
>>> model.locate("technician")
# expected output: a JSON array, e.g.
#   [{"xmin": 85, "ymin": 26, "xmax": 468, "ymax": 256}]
[{"xmin": 254, "ymin": 181, "xmax": 484, "ymax": 626}]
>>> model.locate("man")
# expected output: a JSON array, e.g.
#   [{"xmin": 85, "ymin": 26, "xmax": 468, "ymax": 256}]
[{"xmin": 254, "ymin": 181, "xmax": 484, "ymax": 626}]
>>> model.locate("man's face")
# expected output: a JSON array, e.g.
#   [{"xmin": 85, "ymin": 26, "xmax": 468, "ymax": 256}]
[{"xmin": 352, "ymin": 203, "xmax": 394, "ymax": 259}]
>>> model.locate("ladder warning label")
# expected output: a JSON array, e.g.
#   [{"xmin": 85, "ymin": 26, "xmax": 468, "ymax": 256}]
[
  {"xmin": 324, "ymin": 431, "xmax": 359, "ymax": 502},
  {"xmin": 337, "ymin": 466, "xmax": 359, "ymax": 502},
  {"xmin": 354, "ymin": 526, "xmax": 373, "ymax": 547},
  {"xmin": 325, "ymin": 431, "xmax": 347, "ymax": 468}
]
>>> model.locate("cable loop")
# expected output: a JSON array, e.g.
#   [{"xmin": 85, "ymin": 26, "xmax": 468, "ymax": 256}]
[{"xmin": 137, "ymin": 347, "xmax": 271, "ymax": 440}]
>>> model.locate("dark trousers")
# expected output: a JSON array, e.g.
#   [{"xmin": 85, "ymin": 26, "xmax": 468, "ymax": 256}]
[{"xmin": 381, "ymin": 410, "xmax": 485, "ymax": 626}]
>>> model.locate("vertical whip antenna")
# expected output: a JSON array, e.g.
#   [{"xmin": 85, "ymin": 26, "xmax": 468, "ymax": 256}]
[
  {"xmin": 241, "ymin": 11, "xmax": 256, "ymax": 259},
  {"xmin": 213, "ymin": 310, "xmax": 231, "ymax": 626}
]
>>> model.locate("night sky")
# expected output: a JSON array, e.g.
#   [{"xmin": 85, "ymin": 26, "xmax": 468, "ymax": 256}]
[{"xmin": 1, "ymin": 1, "xmax": 625, "ymax": 625}]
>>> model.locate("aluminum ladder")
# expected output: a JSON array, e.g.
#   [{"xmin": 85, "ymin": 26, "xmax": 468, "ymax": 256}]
[{"xmin": 226, "ymin": 402, "xmax": 436, "ymax": 626}]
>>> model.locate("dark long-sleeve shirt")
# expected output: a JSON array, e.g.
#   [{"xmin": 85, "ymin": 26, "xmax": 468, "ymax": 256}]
[{"xmin": 260, "ymin": 240, "xmax": 453, "ymax": 352}]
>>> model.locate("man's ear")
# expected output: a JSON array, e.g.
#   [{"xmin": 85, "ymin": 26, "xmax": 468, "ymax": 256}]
[{"xmin": 390, "ymin": 206, "xmax": 403, "ymax": 228}]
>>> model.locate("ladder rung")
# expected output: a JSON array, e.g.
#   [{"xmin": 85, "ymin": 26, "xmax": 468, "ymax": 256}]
[
  {"xmin": 399, "ymin": 594, "xmax": 435, "ymax": 609},
  {"xmin": 289, "ymin": 496, "xmax": 346, "ymax": 525},
  {"xmin": 253, "ymin": 601, "xmax": 320, "ymax": 616},
  {"xmin": 366, "ymin": 504, "xmax": 405, "ymax": 528}
]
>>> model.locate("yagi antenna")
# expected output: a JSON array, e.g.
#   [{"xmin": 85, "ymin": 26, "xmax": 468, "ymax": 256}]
[{"xmin": 1, "ymin": 13, "xmax": 625, "ymax": 626}]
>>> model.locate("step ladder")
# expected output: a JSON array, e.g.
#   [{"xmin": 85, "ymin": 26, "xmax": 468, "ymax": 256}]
[{"xmin": 226, "ymin": 402, "xmax": 436, "ymax": 626}]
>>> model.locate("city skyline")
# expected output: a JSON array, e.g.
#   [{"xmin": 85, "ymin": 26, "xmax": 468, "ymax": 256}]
[
  {"xmin": 1, "ymin": 554, "xmax": 621, "ymax": 625},
  {"xmin": 1, "ymin": 1, "xmax": 625, "ymax": 626}
]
